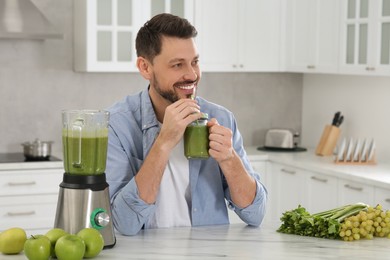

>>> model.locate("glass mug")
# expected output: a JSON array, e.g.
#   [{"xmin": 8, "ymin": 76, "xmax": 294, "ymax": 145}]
[
  {"xmin": 62, "ymin": 110, "xmax": 110, "ymax": 175},
  {"xmin": 184, "ymin": 113, "xmax": 209, "ymax": 159}
]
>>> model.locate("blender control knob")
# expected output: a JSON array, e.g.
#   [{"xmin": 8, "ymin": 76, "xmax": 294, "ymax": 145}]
[{"xmin": 95, "ymin": 211, "xmax": 110, "ymax": 227}]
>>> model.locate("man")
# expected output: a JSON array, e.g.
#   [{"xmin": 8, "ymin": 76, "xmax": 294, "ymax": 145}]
[{"xmin": 106, "ymin": 13, "xmax": 267, "ymax": 236}]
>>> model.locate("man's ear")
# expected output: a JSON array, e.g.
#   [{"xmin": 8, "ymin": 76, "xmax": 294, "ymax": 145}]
[{"xmin": 137, "ymin": 57, "xmax": 152, "ymax": 80}]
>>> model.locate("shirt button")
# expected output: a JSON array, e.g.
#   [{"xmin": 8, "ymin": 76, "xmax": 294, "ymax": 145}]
[{"xmin": 193, "ymin": 208, "xmax": 197, "ymax": 212}]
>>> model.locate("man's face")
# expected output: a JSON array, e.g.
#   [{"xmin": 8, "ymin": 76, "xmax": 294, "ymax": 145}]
[{"xmin": 149, "ymin": 36, "xmax": 201, "ymax": 104}]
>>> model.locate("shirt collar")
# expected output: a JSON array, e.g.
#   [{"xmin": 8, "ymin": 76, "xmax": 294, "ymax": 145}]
[{"xmin": 140, "ymin": 86, "xmax": 160, "ymax": 131}]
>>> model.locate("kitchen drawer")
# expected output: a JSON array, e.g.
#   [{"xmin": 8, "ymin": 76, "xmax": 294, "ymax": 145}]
[
  {"xmin": 0, "ymin": 194, "xmax": 58, "ymax": 231},
  {"xmin": 374, "ymin": 187, "xmax": 390, "ymax": 209},
  {"xmin": 0, "ymin": 170, "xmax": 62, "ymax": 197},
  {"xmin": 338, "ymin": 179, "xmax": 374, "ymax": 206}
]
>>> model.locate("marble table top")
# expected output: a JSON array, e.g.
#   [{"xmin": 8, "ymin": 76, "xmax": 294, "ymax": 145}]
[{"xmin": 4, "ymin": 223, "xmax": 390, "ymax": 259}]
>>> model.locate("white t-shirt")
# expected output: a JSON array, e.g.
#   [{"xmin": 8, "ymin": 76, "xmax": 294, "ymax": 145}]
[{"xmin": 145, "ymin": 138, "xmax": 191, "ymax": 229}]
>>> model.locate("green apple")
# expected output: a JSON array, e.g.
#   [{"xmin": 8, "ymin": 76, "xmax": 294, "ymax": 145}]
[
  {"xmin": 24, "ymin": 235, "xmax": 51, "ymax": 260},
  {"xmin": 0, "ymin": 227, "xmax": 27, "ymax": 254},
  {"xmin": 77, "ymin": 228, "xmax": 104, "ymax": 258},
  {"xmin": 55, "ymin": 234, "xmax": 85, "ymax": 260},
  {"xmin": 45, "ymin": 228, "xmax": 68, "ymax": 257}
]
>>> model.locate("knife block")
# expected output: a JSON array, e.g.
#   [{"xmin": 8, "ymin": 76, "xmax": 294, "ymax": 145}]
[{"xmin": 315, "ymin": 125, "xmax": 340, "ymax": 156}]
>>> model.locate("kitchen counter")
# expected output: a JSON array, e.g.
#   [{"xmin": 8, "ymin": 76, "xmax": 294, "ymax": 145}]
[
  {"xmin": 245, "ymin": 146, "xmax": 390, "ymax": 189},
  {"xmin": 5, "ymin": 223, "xmax": 390, "ymax": 260}
]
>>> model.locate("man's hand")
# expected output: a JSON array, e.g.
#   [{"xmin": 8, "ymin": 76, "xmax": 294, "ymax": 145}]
[
  {"xmin": 207, "ymin": 118, "xmax": 256, "ymax": 208},
  {"xmin": 207, "ymin": 118, "xmax": 234, "ymax": 163},
  {"xmin": 157, "ymin": 99, "xmax": 202, "ymax": 152}
]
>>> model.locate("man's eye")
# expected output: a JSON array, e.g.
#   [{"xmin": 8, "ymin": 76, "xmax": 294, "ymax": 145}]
[{"xmin": 173, "ymin": 63, "xmax": 182, "ymax": 68}]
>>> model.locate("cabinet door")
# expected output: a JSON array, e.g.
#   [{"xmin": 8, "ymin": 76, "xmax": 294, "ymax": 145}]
[
  {"xmin": 0, "ymin": 169, "xmax": 62, "ymax": 196},
  {"xmin": 0, "ymin": 195, "xmax": 58, "ymax": 231},
  {"xmin": 338, "ymin": 178, "xmax": 374, "ymax": 206},
  {"xmin": 286, "ymin": 0, "xmax": 340, "ymax": 73},
  {"xmin": 147, "ymin": 0, "xmax": 194, "ymax": 22},
  {"xmin": 306, "ymin": 172, "xmax": 338, "ymax": 214},
  {"xmin": 194, "ymin": 0, "xmax": 239, "ymax": 71},
  {"xmin": 339, "ymin": 0, "xmax": 390, "ymax": 75},
  {"xmin": 271, "ymin": 163, "xmax": 307, "ymax": 219},
  {"xmin": 374, "ymin": 186, "xmax": 390, "ymax": 209},
  {"xmin": 251, "ymin": 160, "xmax": 267, "ymax": 186},
  {"xmin": 74, "ymin": 0, "xmax": 194, "ymax": 72},
  {"xmin": 237, "ymin": 0, "xmax": 281, "ymax": 71},
  {"xmin": 194, "ymin": 0, "xmax": 281, "ymax": 72}
]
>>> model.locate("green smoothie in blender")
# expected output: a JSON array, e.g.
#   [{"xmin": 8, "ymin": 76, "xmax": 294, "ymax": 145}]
[{"xmin": 62, "ymin": 110, "xmax": 109, "ymax": 175}]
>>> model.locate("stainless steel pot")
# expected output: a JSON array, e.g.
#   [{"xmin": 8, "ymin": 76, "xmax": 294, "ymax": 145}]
[{"xmin": 21, "ymin": 139, "xmax": 53, "ymax": 159}]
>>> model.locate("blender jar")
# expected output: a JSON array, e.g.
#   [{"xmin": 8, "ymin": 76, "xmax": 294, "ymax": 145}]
[{"xmin": 62, "ymin": 110, "xmax": 110, "ymax": 175}]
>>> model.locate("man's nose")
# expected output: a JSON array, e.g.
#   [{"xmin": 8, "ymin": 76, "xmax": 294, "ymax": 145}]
[{"xmin": 184, "ymin": 66, "xmax": 198, "ymax": 81}]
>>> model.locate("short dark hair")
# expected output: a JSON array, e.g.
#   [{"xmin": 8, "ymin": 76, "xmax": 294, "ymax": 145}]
[{"xmin": 135, "ymin": 13, "xmax": 198, "ymax": 62}]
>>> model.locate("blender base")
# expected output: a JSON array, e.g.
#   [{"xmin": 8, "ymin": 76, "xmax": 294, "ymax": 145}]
[{"xmin": 54, "ymin": 180, "xmax": 116, "ymax": 248}]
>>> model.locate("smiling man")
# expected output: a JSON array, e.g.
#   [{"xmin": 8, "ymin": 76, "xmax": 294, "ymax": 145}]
[{"xmin": 105, "ymin": 13, "xmax": 267, "ymax": 236}]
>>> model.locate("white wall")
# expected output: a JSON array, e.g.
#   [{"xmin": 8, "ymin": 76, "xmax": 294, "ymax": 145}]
[{"xmin": 301, "ymin": 74, "xmax": 390, "ymax": 162}]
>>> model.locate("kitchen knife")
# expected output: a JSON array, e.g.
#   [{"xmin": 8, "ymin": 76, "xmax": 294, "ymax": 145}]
[
  {"xmin": 336, "ymin": 115, "xmax": 344, "ymax": 127},
  {"xmin": 332, "ymin": 112, "xmax": 341, "ymax": 126}
]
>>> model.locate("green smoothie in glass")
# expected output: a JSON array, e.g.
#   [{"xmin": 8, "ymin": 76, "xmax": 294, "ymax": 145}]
[{"xmin": 184, "ymin": 113, "xmax": 209, "ymax": 159}]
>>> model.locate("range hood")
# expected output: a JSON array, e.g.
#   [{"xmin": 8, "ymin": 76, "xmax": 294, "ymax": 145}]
[{"xmin": 0, "ymin": 0, "xmax": 63, "ymax": 40}]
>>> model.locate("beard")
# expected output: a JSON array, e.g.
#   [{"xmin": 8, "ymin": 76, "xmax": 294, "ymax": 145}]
[{"xmin": 151, "ymin": 73, "xmax": 197, "ymax": 104}]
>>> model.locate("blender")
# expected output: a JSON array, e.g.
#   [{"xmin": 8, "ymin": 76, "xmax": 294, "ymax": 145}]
[{"xmin": 54, "ymin": 110, "xmax": 116, "ymax": 248}]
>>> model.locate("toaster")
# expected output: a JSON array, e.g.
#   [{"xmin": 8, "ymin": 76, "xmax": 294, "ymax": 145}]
[{"xmin": 264, "ymin": 129, "xmax": 299, "ymax": 149}]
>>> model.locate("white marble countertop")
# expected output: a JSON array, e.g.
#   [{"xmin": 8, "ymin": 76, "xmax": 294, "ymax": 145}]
[
  {"xmin": 245, "ymin": 146, "xmax": 390, "ymax": 189},
  {"xmin": 5, "ymin": 223, "xmax": 390, "ymax": 260}
]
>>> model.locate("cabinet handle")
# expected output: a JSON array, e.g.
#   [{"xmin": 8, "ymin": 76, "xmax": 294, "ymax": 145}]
[
  {"xmin": 7, "ymin": 211, "xmax": 36, "ymax": 216},
  {"xmin": 8, "ymin": 181, "xmax": 37, "ymax": 186},
  {"xmin": 365, "ymin": 67, "xmax": 375, "ymax": 71},
  {"xmin": 385, "ymin": 199, "xmax": 390, "ymax": 203},
  {"xmin": 281, "ymin": 168, "xmax": 296, "ymax": 174},
  {"xmin": 307, "ymin": 65, "xmax": 316, "ymax": 69},
  {"xmin": 311, "ymin": 176, "xmax": 328, "ymax": 183},
  {"xmin": 239, "ymin": 64, "xmax": 244, "ymax": 68},
  {"xmin": 344, "ymin": 184, "xmax": 363, "ymax": 191}
]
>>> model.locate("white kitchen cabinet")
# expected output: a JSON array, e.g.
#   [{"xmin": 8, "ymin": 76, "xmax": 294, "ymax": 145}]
[
  {"xmin": 306, "ymin": 171, "xmax": 339, "ymax": 214},
  {"xmin": 194, "ymin": 0, "xmax": 281, "ymax": 72},
  {"xmin": 285, "ymin": 0, "xmax": 340, "ymax": 73},
  {"xmin": 374, "ymin": 186, "xmax": 390, "ymax": 209},
  {"xmin": 74, "ymin": 0, "xmax": 194, "ymax": 72},
  {"xmin": 339, "ymin": 0, "xmax": 390, "ymax": 75},
  {"xmin": 269, "ymin": 163, "xmax": 308, "ymax": 220},
  {"xmin": 252, "ymin": 160, "xmax": 267, "ymax": 187},
  {"xmin": 0, "ymin": 166, "xmax": 63, "ymax": 231},
  {"xmin": 338, "ymin": 178, "xmax": 374, "ymax": 206}
]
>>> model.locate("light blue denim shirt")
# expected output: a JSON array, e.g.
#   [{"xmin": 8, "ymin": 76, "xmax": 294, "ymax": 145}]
[{"xmin": 106, "ymin": 89, "xmax": 268, "ymax": 236}]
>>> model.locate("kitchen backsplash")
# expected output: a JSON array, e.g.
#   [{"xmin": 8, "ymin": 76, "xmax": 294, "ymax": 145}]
[
  {"xmin": 0, "ymin": 67, "xmax": 302, "ymax": 158},
  {"xmin": 301, "ymin": 74, "xmax": 390, "ymax": 163}
]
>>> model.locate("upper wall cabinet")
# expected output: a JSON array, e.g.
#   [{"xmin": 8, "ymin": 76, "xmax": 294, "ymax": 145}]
[
  {"xmin": 194, "ymin": 0, "xmax": 282, "ymax": 72},
  {"xmin": 74, "ymin": 0, "xmax": 194, "ymax": 72},
  {"xmin": 285, "ymin": 0, "xmax": 340, "ymax": 74},
  {"xmin": 339, "ymin": 0, "xmax": 390, "ymax": 75}
]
